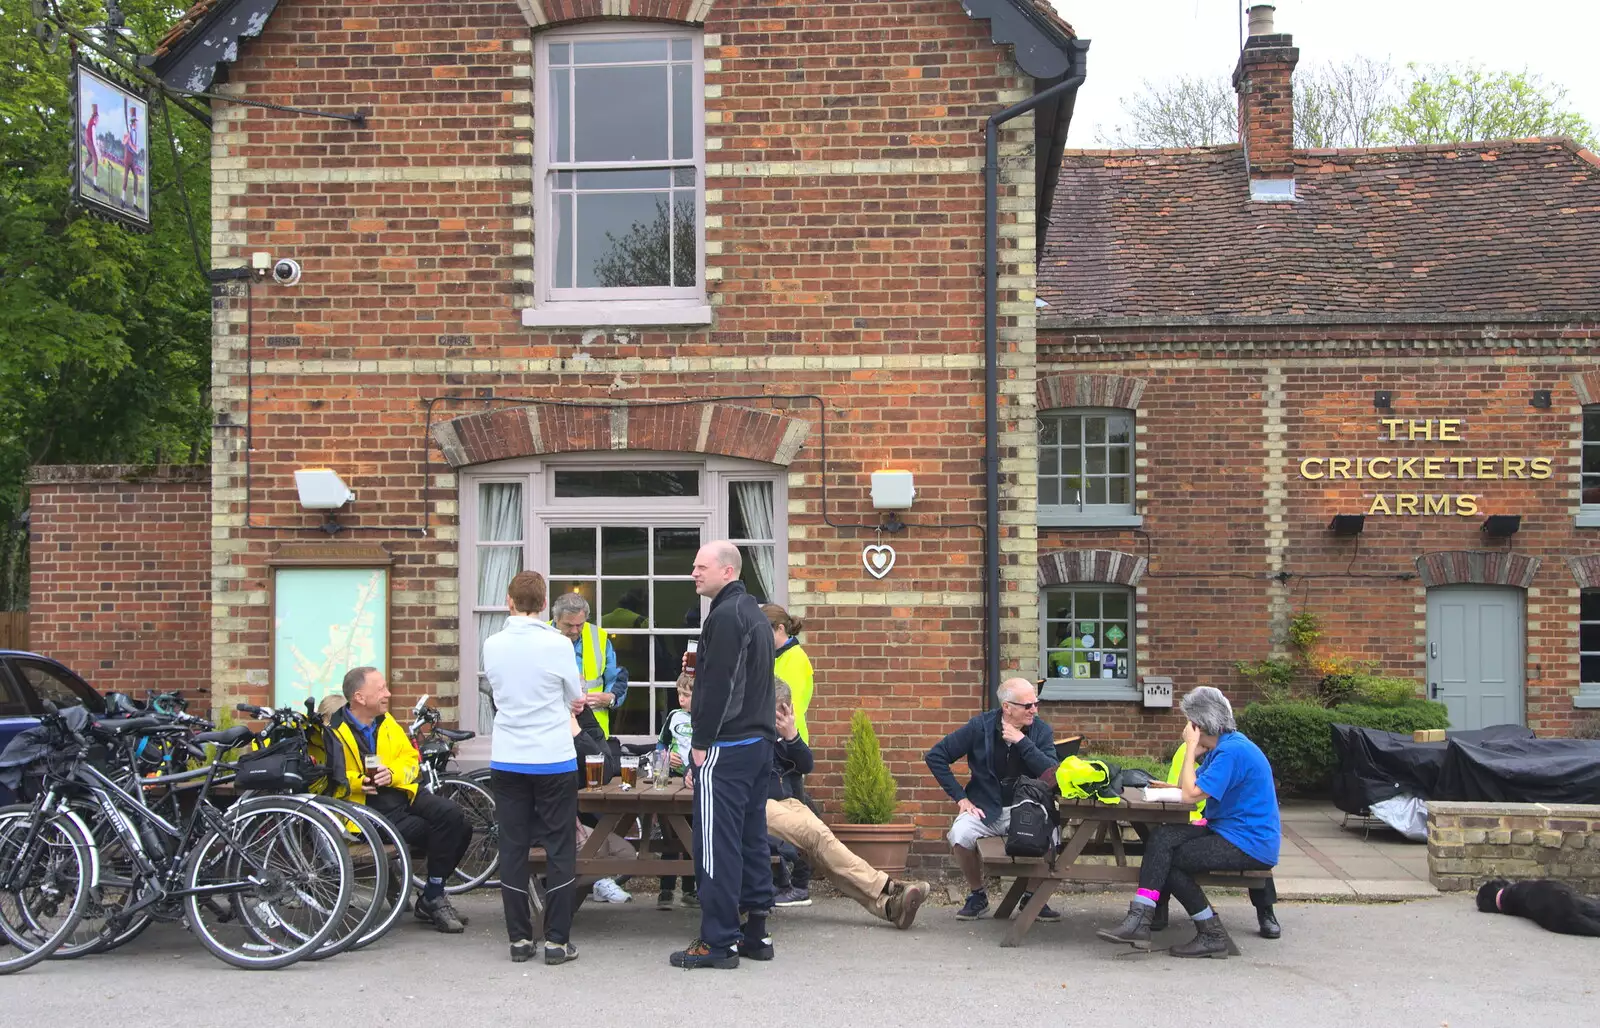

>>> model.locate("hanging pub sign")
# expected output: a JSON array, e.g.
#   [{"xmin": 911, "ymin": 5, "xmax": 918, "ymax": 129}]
[{"xmin": 71, "ymin": 61, "xmax": 151, "ymax": 231}]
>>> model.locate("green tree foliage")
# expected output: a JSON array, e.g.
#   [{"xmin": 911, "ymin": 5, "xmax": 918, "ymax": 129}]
[
  {"xmin": 591, "ymin": 197, "xmax": 697, "ymax": 289},
  {"xmin": 1384, "ymin": 63, "xmax": 1595, "ymax": 148},
  {"xmin": 841, "ymin": 709, "xmax": 898, "ymax": 824},
  {"xmin": 0, "ymin": 0, "xmax": 211, "ymax": 606}
]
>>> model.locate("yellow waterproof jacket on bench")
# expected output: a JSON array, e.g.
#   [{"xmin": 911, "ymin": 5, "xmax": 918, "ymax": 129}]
[{"xmin": 314, "ymin": 708, "xmax": 420, "ymax": 806}]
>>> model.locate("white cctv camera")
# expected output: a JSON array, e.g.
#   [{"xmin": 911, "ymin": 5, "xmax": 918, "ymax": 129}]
[{"xmin": 272, "ymin": 258, "xmax": 303, "ymax": 286}]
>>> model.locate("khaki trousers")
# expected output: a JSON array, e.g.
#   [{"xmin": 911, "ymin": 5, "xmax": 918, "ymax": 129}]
[{"xmin": 765, "ymin": 798, "xmax": 890, "ymax": 919}]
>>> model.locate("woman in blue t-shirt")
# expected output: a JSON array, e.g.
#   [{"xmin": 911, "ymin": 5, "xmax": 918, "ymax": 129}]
[{"xmin": 1097, "ymin": 686, "xmax": 1281, "ymax": 958}]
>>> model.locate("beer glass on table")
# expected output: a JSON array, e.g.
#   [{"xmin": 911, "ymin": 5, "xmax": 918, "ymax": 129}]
[
  {"xmin": 584, "ymin": 753, "xmax": 605, "ymax": 789},
  {"xmin": 620, "ymin": 756, "xmax": 639, "ymax": 789}
]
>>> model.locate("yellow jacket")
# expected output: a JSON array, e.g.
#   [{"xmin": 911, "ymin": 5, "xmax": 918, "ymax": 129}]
[
  {"xmin": 774, "ymin": 642, "xmax": 815, "ymax": 743},
  {"xmin": 321, "ymin": 709, "xmax": 420, "ymax": 805},
  {"xmin": 1168, "ymin": 745, "xmax": 1206, "ymax": 821}
]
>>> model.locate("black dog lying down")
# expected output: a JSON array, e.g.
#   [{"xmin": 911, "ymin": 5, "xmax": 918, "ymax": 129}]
[{"xmin": 1477, "ymin": 879, "xmax": 1600, "ymax": 937}]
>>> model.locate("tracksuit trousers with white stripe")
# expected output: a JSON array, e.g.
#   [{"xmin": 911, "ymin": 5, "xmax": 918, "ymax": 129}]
[{"xmin": 692, "ymin": 739, "xmax": 776, "ymax": 952}]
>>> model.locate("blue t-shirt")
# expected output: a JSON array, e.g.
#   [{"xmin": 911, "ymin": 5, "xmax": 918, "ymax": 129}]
[{"xmin": 1195, "ymin": 731, "xmax": 1280, "ymax": 866}]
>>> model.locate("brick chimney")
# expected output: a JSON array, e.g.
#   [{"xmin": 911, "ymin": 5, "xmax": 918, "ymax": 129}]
[{"xmin": 1232, "ymin": 4, "xmax": 1299, "ymax": 198}]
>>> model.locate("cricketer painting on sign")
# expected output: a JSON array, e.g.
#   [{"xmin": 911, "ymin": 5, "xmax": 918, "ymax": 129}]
[{"xmin": 72, "ymin": 62, "xmax": 151, "ymax": 230}]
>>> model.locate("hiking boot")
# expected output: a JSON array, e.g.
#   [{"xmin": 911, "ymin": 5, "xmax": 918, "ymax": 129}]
[
  {"xmin": 1151, "ymin": 897, "xmax": 1170, "ymax": 932},
  {"xmin": 509, "ymin": 939, "xmax": 537, "ymax": 963},
  {"xmin": 656, "ymin": 890, "xmax": 675, "ymax": 910},
  {"xmin": 1170, "ymin": 915, "xmax": 1233, "ymax": 959},
  {"xmin": 669, "ymin": 939, "xmax": 740, "ymax": 969},
  {"xmin": 1021, "ymin": 891, "xmax": 1062, "ymax": 923},
  {"xmin": 1095, "ymin": 900, "xmax": 1155, "ymax": 949},
  {"xmin": 414, "ymin": 894, "xmax": 466, "ymax": 934},
  {"xmin": 772, "ymin": 886, "xmax": 812, "ymax": 908},
  {"xmin": 592, "ymin": 878, "xmax": 632, "ymax": 903},
  {"xmin": 737, "ymin": 930, "xmax": 776, "ymax": 961},
  {"xmin": 679, "ymin": 890, "xmax": 700, "ymax": 908},
  {"xmin": 1257, "ymin": 907, "xmax": 1282, "ymax": 939},
  {"xmin": 885, "ymin": 880, "xmax": 929, "ymax": 930},
  {"xmin": 955, "ymin": 889, "xmax": 990, "ymax": 921},
  {"xmin": 543, "ymin": 941, "xmax": 579, "ymax": 965}
]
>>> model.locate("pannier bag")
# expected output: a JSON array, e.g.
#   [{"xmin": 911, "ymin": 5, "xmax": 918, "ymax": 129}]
[{"xmin": 233, "ymin": 736, "xmax": 318, "ymax": 792}]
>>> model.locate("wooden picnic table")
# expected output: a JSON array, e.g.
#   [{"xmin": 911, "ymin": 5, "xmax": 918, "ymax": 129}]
[
  {"xmin": 979, "ymin": 786, "xmax": 1269, "ymax": 948},
  {"xmin": 530, "ymin": 779, "xmax": 696, "ymax": 879}
]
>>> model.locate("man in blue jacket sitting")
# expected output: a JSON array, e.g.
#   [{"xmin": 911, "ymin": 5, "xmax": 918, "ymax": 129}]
[{"xmin": 925, "ymin": 678, "xmax": 1059, "ymax": 921}]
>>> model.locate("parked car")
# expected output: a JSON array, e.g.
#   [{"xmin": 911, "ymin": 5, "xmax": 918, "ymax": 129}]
[{"xmin": 0, "ymin": 650, "xmax": 105, "ymax": 803}]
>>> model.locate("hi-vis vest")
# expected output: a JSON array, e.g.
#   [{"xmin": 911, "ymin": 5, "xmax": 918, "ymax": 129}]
[
  {"xmin": 575, "ymin": 621, "xmax": 614, "ymax": 737},
  {"xmin": 1168, "ymin": 746, "xmax": 1206, "ymax": 822}
]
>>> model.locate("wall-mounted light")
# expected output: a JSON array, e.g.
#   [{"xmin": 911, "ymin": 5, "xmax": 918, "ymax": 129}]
[
  {"xmin": 1481, "ymin": 515, "xmax": 1522, "ymax": 538},
  {"xmin": 1530, "ymin": 389, "xmax": 1552, "ymax": 409},
  {"xmin": 294, "ymin": 468, "xmax": 354, "ymax": 535},
  {"xmin": 1329, "ymin": 514, "xmax": 1366, "ymax": 536},
  {"xmin": 1373, "ymin": 390, "xmax": 1392, "ymax": 411}
]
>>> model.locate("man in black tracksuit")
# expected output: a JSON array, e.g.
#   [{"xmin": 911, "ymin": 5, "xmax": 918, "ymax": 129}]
[{"xmin": 669, "ymin": 540, "xmax": 776, "ymax": 969}]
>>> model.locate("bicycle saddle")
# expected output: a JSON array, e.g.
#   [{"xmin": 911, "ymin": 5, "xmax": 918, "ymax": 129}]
[
  {"xmin": 435, "ymin": 727, "xmax": 475, "ymax": 742},
  {"xmin": 191, "ymin": 725, "xmax": 255, "ymax": 749}
]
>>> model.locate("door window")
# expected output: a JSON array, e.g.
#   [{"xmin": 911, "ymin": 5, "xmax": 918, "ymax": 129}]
[{"xmin": 14, "ymin": 660, "xmax": 102, "ymax": 714}]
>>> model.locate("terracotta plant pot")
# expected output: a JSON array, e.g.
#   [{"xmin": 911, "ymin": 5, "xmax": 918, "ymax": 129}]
[{"xmin": 829, "ymin": 821, "xmax": 917, "ymax": 876}]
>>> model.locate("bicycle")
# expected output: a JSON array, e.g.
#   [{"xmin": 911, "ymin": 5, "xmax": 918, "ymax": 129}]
[{"xmin": 407, "ymin": 695, "xmax": 498, "ymax": 893}]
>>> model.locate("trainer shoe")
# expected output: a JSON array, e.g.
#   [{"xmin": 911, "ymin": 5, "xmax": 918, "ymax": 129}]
[
  {"xmin": 885, "ymin": 880, "xmax": 930, "ymax": 930},
  {"xmin": 509, "ymin": 939, "xmax": 537, "ymax": 963},
  {"xmin": 669, "ymin": 938, "xmax": 739, "ymax": 969},
  {"xmin": 544, "ymin": 941, "xmax": 579, "ymax": 965},
  {"xmin": 955, "ymin": 888, "xmax": 990, "ymax": 921},
  {"xmin": 1020, "ymin": 892, "xmax": 1062, "ymax": 923},
  {"xmin": 737, "ymin": 931, "xmax": 776, "ymax": 961},
  {"xmin": 414, "ymin": 893, "xmax": 466, "ymax": 933},
  {"xmin": 656, "ymin": 890, "xmax": 675, "ymax": 910},
  {"xmin": 679, "ymin": 891, "xmax": 700, "ymax": 908},
  {"xmin": 592, "ymin": 878, "xmax": 633, "ymax": 903},
  {"xmin": 772, "ymin": 886, "xmax": 812, "ymax": 907}
]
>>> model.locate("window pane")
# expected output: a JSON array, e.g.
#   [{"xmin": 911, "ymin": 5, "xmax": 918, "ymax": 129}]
[
  {"xmin": 601, "ymin": 581, "xmax": 648, "ymax": 629},
  {"xmin": 17, "ymin": 663, "xmax": 94, "ymax": 711},
  {"xmin": 1075, "ymin": 592, "xmax": 1101, "ymax": 619},
  {"xmin": 1103, "ymin": 591, "xmax": 1129, "ymax": 619},
  {"xmin": 1040, "ymin": 479, "xmax": 1059, "ymax": 506},
  {"xmin": 576, "ymin": 189, "xmax": 672, "ymax": 288},
  {"xmin": 1585, "ymin": 409, "xmax": 1600, "ymax": 441},
  {"xmin": 1108, "ymin": 417, "xmax": 1132, "ymax": 445},
  {"xmin": 671, "ymin": 189, "xmax": 696, "ymax": 287},
  {"xmin": 1585, "ymin": 447, "xmax": 1600, "ymax": 474},
  {"xmin": 477, "ymin": 483, "xmax": 523, "ymax": 540},
  {"xmin": 575, "ymin": 168, "xmax": 673, "ymax": 189},
  {"xmin": 671, "ymin": 38, "xmax": 691, "ymax": 61},
  {"xmin": 550, "ymin": 67, "xmax": 571, "ymax": 162},
  {"xmin": 601, "ymin": 528, "xmax": 649, "ymax": 576},
  {"xmin": 737, "ymin": 545, "xmax": 777, "ymax": 603},
  {"xmin": 1040, "ymin": 448, "xmax": 1058, "ymax": 477},
  {"xmin": 729, "ymin": 481, "xmax": 775, "ymax": 540},
  {"xmin": 554, "ymin": 192, "xmax": 574, "ymax": 288},
  {"xmin": 547, "ymin": 580, "xmax": 595, "ymax": 611},
  {"xmin": 1062, "ymin": 450, "xmax": 1081, "ymax": 475},
  {"xmin": 1109, "ymin": 477, "xmax": 1129, "ymax": 505},
  {"xmin": 1040, "ymin": 418, "xmax": 1058, "ymax": 445},
  {"xmin": 1584, "ymin": 654, "xmax": 1600, "ymax": 684},
  {"xmin": 574, "ymin": 39, "xmax": 669, "ymax": 63},
  {"xmin": 554, "ymin": 469, "xmax": 699, "ymax": 498},
  {"xmin": 1086, "ymin": 417, "xmax": 1106, "ymax": 444},
  {"xmin": 549, "ymin": 43, "xmax": 570, "ymax": 64},
  {"xmin": 654, "ymin": 527, "xmax": 700, "ymax": 576},
  {"xmin": 1581, "ymin": 622, "xmax": 1600, "ymax": 652},
  {"xmin": 653, "ymin": 580, "xmax": 701, "ymax": 631},
  {"xmin": 574, "ymin": 65, "xmax": 669, "ymax": 162},
  {"xmin": 477, "ymin": 546, "xmax": 523, "ymax": 605},
  {"xmin": 1087, "ymin": 449, "xmax": 1107, "ymax": 475},
  {"xmin": 611, "ymin": 627, "xmax": 649, "ymax": 687},
  {"xmin": 1583, "ymin": 590, "xmax": 1600, "ymax": 620},
  {"xmin": 1062, "ymin": 417, "xmax": 1080, "ymax": 445},
  {"xmin": 549, "ymin": 527, "xmax": 596, "ymax": 575},
  {"xmin": 1110, "ymin": 448, "xmax": 1130, "ymax": 475},
  {"xmin": 1086, "ymin": 478, "xmax": 1107, "ymax": 505},
  {"xmin": 672, "ymin": 63, "xmax": 693, "ymax": 160},
  {"xmin": 476, "ymin": 612, "xmax": 508, "ymax": 672}
]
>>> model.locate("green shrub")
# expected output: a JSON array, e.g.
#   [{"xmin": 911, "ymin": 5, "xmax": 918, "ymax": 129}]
[
  {"xmin": 1234, "ymin": 657, "xmax": 1298, "ymax": 702},
  {"xmin": 1083, "ymin": 753, "xmax": 1168, "ymax": 782},
  {"xmin": 1350, "ymin": 675, "xmax": 1423, "ymax": 707},
  {"xmin": 1237, "ymin": 699, "xmax": 1449, "ymax": 794},
  {"xmin": 1572, "ymin": 714, "xmax": 1600, "ymax": 740},
  {"xmin": 842, "ymin": 709, "xmax": 898, "ymax": 823}
]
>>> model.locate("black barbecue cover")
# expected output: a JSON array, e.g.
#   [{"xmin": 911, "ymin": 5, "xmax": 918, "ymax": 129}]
[
  {"xmin": 1329, "ymin": 724, "xmax": 1542, "ymax": 813},
  {"xmin": 1432, "ymin": 735, "xmax": 1600, "ymax": 804}
]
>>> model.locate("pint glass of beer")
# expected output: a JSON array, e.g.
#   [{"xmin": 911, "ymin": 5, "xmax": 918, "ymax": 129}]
[
  {"xmin": 620, "ymin": 756, "xmax": 638, "ymax": 789},
  {"xmin": 584, "ymin": 753, "xmax": 605, "ymax": 789}
]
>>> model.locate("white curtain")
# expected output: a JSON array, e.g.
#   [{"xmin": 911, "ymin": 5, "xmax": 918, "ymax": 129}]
[
  {"xmin": 476, "ymin": 484, "xmax": 523, "ymax": 727},
  {"xmin": 731, "ymin": 481, "xmax": 776, "ymax": 602}
]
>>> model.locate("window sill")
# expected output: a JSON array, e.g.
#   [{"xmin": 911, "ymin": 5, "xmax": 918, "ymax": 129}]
[
  {"xmin": 522, "ymin": 304, "xmax": 714, "ymax": 329},
  {"xmin": 1039, "ymin": 679, "xmax": 1141, "ymax": 703},
  {"xmin": 1574, "ymin": 692, "xmax": 1600, "ymax": 709},
  {"xmin": 1576, "ymin": 511, "xmax": 1600, "ymax": 529},
  {"xmin": 1039, "ymin": 514, "xmax": 1145, "ymax": 529}
]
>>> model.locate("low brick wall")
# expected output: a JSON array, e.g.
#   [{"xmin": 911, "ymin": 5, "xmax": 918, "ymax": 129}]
[{"xmin": 1427, "ymin": 801, "xmax": 1600, "ymax": 891}]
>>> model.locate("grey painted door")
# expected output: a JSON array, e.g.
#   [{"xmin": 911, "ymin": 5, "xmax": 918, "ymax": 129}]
[{"xmin": 1426, "ymin": 585, "xmax": 1525, "ymax": 730}]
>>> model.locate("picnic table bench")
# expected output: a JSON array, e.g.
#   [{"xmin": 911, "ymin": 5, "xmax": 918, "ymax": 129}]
[
  {"xmin": 528, "ymin": 779, "xmax": 696, "ymax": 878},
  {"xmin": 978, "ymin": 787, "xmax": 1271, "ymax": 948}
]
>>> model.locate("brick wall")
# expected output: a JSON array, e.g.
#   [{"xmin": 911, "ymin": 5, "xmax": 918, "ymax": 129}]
[
  {"xmin": 204, "ymin": 0, "xmax": 1052, "ymax": 867},
  {"xmin": 1427, "ymin": 800, "xmax": 1600, "ymax": 891},
  {"xmin": 27, "ymin": 466, "xmax": 212, "ymax": 704},
  {"xmin": 1031, "ymin": 326, "xmax": 1600, "ymax": 756}
]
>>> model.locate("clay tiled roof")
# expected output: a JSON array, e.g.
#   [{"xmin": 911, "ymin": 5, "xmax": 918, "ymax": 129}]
[
  {"xmin": 153, "ymin": 0, "xmax": 219, "ymax": 58},
  {"xmin": 1029, "ymin": 0, "xmax": 1075, "ymax": 39},
  {"xmin": 1038, "ymin": 138, "xmax": 1600, "ymax": 324}
]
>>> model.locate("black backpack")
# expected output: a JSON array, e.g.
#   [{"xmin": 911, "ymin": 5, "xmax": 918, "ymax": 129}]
[
  {"xmin": 1005, "ymin": 774, "xmax": 1059, "ymax": 858},
  {"xmin": 234, "ymin": 735, "xmax": 319, "ymax": 792}
]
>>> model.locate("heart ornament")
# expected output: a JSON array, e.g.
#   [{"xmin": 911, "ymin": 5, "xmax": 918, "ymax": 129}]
[{"xmin": 862, "ymin": 543, "xmax": 897, "ymax": 580}]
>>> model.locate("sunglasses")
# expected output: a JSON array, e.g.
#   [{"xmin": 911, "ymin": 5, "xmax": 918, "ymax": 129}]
[{"xmin": 1004, "ymin": 700, "xmax": 1039, "ymax": 710}]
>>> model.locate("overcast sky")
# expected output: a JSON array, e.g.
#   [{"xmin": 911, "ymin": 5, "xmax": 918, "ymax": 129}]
[{"xmin": 1051, "ymin": 0, "xmax": 1600, "ymax": 145}]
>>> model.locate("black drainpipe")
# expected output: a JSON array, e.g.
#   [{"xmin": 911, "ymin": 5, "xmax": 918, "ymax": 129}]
[{"xmin": 983, "ymin": 43, "xmax": 1088, "ymax": 708}]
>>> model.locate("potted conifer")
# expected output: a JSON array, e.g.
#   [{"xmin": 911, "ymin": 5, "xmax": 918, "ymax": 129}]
[{"xmin": 829, "ymin": 709, "xmax": 917, "ymax": 875}]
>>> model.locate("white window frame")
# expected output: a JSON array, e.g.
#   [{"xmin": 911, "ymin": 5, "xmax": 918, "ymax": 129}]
[
  {"xmin": 1579, "ymin": 406, "xmax": 1600, "ymax": 528},
  {"xmin": 1038, "ymin": 407, "xmax": 1143, "ymax": 528},
  {"xmin": 1579, "ymin": 589, "xmax": 1600, "ymax": 708},
  {"xmin": 459, "ymin": 453, "xmax": 788, "ymax": 734},
  {"xmin": 526, "ymin": 23, "xmax": 711, "ymax": 329},
  {"xmin": 1039, "ymin": 584, "xmax": 1140, "ymax": 702}
]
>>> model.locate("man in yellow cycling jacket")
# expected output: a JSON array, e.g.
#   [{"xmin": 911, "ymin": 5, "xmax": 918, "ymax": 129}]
[
  {"xmin": 550, "ymin": 592, "xmax": 629, "ymax": 737},
  {"xmin": 329, "ymin": 666, "xmax": 473, "ymax": 933}
]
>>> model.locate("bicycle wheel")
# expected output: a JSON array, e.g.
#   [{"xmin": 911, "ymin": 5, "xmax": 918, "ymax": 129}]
[
  {"xmin": 0, "ymin": 806, "xmax": 94, "ymax": 976},
  {"xmin": 416, "ymin": 777, "xmax": 499, "ymax": 894},
  {"xmin": 296, "ymin": 797, "xmax": 386, "ymax": 961},
  {"xmin": 321, "ymin": 800, "xmax": 412, "ymax": 950},
  {"xmin": 48, "ymin": 802, "xmax": 148, "ymax": 959},
  {"xmin": 182, "ymin": 798, "xmax": 353, "ymax": 970}
]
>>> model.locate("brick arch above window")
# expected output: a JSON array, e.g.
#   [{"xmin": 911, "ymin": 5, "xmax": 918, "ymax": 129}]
[
  {"xmin": 432, "ymin": 403, "xmax": 810, "ymax": 468},
  {"xmin": 1036, "ymin": 373, "xmax": 1147, "ymax": 412},
  {"xmin": 1570, "ymin": 371, "xmax": 1600, "ymax": 406},
  {"xmin": 517, "ymin": 0, "xmax": 713, "ymax": 28},
  {"xmin": 1038, "ymin": 549, "xmax": 1148, "ymax": 587},
  {"xmin": 1415, "ymin": 551, "xmax": 1541, "ymax": 589},
  {"xmin": 1567, "ymin": 556, "xmax": 1600, "ymax": 589}
]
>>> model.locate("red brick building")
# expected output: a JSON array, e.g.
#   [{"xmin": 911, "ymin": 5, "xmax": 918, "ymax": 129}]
[{"xmin": 1035, "ymin": 13, "xmax": 1600, "ymax": 751}]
